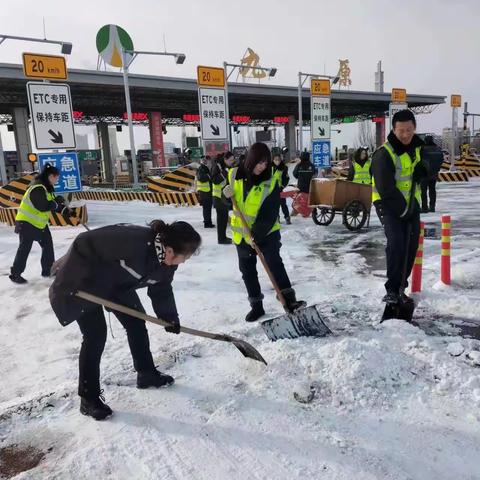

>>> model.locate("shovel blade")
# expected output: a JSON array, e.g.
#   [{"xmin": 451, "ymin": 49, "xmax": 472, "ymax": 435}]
[
  {"xmin": 230, "ymin": 338, "xmax": 268, "ymax": 365},
  {"xmin": 381, "ymin": 301, "xmax": 415, "ymax": 323},
  {"xmin": 261, "ymin": 305, "xmax": 332, "ymax": 341}
]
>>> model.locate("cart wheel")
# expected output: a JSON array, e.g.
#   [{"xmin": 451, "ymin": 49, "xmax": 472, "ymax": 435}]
[
  {"xmin": 312, "ymin": 207, "xmax": 335, "ymax": 226},
  {"xmin": 342, "ymin": 200, "xmax": 367, "ymax": 231}
]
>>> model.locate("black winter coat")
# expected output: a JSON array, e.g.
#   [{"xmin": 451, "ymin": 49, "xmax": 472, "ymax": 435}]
[
  {"xmin": 293, "ymin": 160, "xmax": 317, "ymax": 193},
  {"xmin": 197, "ymin": 163, "xmax": 212, "ymax": 184},
  {"xmin": 371, "ymin": 131, "xmax": 427, "ymax": 218},
  {"xmin": 49, "ymin": 224, "xmax": 179, "ymax": 327},
  {"xmin": 421, "ymin": 145, "xmax": 444, "ymax": 180}
]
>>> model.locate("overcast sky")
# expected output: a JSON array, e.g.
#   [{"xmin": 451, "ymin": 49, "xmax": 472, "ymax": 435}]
[{"xmin": 1, "ymin": 0, "xmax": 479, "ymax": 151}]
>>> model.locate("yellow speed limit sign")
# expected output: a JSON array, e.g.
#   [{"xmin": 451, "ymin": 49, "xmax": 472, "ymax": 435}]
[
  {"xmin": 197, "ymin": 66, "xmax": 225, "ymax": 87},
  {"xmin": 391, "ymin": 88, "xmax": 407, "ymax": 103},
  {"xmin": 451, "ymin": 94, "xmax": 462, "ymax": 108},
  {"xmin": 23, "ymin": 53, "xmax": 68, "ymax": 80},
  {"xmin": 311, "ymin": 79, "xmax": 331, "ymax": 96}
]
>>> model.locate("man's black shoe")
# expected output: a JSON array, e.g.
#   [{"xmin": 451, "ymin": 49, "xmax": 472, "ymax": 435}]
[
  {"xmin": 137, "ymin": 370, "xmax": 175, "ymax": 389},
  {"xmin": 80, "ymin": 393, "xmax": 113, "ymax": 421},
  {"xmin": 9, "ymin": 274, "xmax": 27, "ymax": 284}
]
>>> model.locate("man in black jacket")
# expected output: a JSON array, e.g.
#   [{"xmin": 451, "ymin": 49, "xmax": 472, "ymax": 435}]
[
  {"xmin": 371, "ymin": 110, "xmax": 427, "ymax": 306},
  {"xmin": 420, "ymin": 136, "xmax": 443, "ymax": 213},
  {"xmin": 293, "ymin": 151, "xmax": 317, "ymax": 193},
  {"xmin": 196, "ymin": 156, "xmax": 215, "ymax": 228}
]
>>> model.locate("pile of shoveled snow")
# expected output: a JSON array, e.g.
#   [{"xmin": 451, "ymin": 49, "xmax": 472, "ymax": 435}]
[{"xmin": 252, "ymin": 320, "xmax": 480, "ymax": 411}]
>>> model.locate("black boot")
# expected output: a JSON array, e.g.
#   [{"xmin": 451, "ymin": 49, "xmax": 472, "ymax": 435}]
[
  {"xmin": 281, "ymin": 288, "xmax": 306, "ymax": 313},
  {"xmin": 80, "ymin": 392, "xmax": 113, "ymax": 421},
  {"xmin": 285, "ymin": 217, "xmax": 292, "ymax": 225},
  {"xmin": 218, "ymin": 237, "xmax": 232, "ymax": 245},
  {"xmin": 245, "ymin": 298, "xmax": 265, "ymax": 322},
  {"xmin": 9, "ymin": 274, "xmax": 28, "ymax": 284},
  {"xmin": 137, "ymin": 370, "xmax": 175, "ymax": 389}
]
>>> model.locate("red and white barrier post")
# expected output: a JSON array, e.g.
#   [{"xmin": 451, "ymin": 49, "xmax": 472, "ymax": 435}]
[
  {"xmin": 411, "ymin": 221, "xmax": 425, "ymax": 293},
  {"xmin": 441, "ymin": 215, "xmax": 451, "ymax": 285}
]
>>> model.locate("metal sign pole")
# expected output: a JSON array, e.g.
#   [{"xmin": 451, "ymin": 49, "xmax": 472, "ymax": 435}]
[
  {"xmin": 223, "ymin": 62, "xmax": 231, "ymax": 150},
  {"xmin": 298, "ymin": 72, "xmax": 303, "ymax": 153},
  {"xmin": 451, "ymin": 106, "xmax": 458, "ymax": 171},
  {"xmin": 122, "ymin": 49, "xmax": 139, "ymax": 187},
  {"xmin": 0, "ymin": 131, "xmax": 7, "ymax": 185}
]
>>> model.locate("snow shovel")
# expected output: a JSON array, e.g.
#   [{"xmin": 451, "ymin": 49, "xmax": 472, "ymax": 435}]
[
  {"xmin": 225, "ymin": 187, "xmax": 331, "ymax": 341},
  {"xmin": 381, "ymin": 181, "xmax": 417, "ymax": 323},
  {"xmin": 75, "ymin": 290, "xmax": 267, "ymax": 365}
]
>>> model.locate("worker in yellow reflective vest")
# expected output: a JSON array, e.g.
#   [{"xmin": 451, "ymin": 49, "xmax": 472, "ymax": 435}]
[
  {"xmin": 348, "ymin": 147, "xmax": 371, "ymax": 184},
  {"xmin": 371, "ymin": 110, "xmax": 428, "ymax": 307},
  {"xmin": 196, "ymin": 155, "xmax": 215, "ymax": 228},
  {"xmin": 223, "ymin": 143, "xmax": 305, "ymax": 322},
  {"xmin": 10, "ymin": 163, "xmax": 74, "ymax": 284},
  {"xmin": 211, "ymin": 152, "xmax": 235, "ymax": 244}
]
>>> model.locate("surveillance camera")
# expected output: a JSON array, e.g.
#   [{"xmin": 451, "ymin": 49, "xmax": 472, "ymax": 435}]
[
  {"xmin": 61, "ymin": 42, "xmax": 72, "ymax": 55},
  {"xmin": 175, "ymin": 54, "xmax": 186, "ymax": 65}
]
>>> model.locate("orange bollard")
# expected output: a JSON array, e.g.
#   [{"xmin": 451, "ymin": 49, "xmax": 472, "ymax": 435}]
[
  {"xmin": 441, "ymin": 215, "xmax": 451, "ymax": 285},
  {"xmin": 411, "ymin": 221, "xmax": 425, "ymax": 293}
]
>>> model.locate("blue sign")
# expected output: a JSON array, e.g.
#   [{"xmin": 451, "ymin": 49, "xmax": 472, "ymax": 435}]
[
  {"xmin": 312, "ymin": 140, "xmax": 331, "ymax": 168},
  {"xmin": 38, "ymin": 152, "xmax": 82, "ymax": 194}
]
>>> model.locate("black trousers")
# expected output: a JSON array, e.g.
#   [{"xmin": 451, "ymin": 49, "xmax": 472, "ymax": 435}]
[
  {"xmin": 383, "ymin": 212, "xmax": 420, "ymax": 294},
  {"xmin": 77, "ymin": 304, "xmax": 155, "ymax": 399},
  {"xmin": 199, "ymin": 191, "xmax": 213, "ymax": 226},
  {"xmin": 215, "ymin": 204, "xmax": 230, "ymax": 241},
  {"xmin": 236, "ymin": 231, "xmax": 291, "ymax": 302},
  {"xmin": 421, "ymin": 179, "xmax": 437, "ymax": 210},
  {"xmin": 280, "ymin": 198, "xmax": 290, "ymax": 220},
  {"xmin": 11, "ymin": 221, "xmax": 54, "ymax": 276}
]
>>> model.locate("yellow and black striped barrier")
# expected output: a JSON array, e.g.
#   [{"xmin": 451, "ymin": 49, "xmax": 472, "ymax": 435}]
[
  {"xmin": 0, "ymin": 174, "xmax": 35, "ymax": 208},
  {"xmin": 437, "ymin": 171, "xmax": 469, "ymax": 182},
  {"xmin": 147, "ymin": 166, "xmax": 197, "ymax": 193},
  {"xmin": 73, "ymin": 190, "xmax": 199, "ymax": 206},
  {"xmin": 0, "ymin": 205, "xmax": 88, "ymax": 227}
]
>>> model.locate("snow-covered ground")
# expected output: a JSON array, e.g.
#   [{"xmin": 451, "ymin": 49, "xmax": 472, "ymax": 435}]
[{"xmin": 1, "ymin": 180, "xmax": 479, "ymax": 479}]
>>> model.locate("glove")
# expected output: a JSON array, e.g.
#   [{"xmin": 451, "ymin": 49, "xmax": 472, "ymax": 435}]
[
  {"xmin": 164, "ymin": 319, "xmax": 181, "ymax": 334},
  {"xmin": 222, "ymin": 184, "xmax": 233, "ymax": 199},
  {"xmin": 61, "ymin": 206, "xmax": 74, "ymax": 218},
  {"xmin": 55, "ymin": 195, "xmax": 66, "ymax": 205}
]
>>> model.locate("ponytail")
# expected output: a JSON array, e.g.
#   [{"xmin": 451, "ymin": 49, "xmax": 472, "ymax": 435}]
[{"xmin": 149, "ymin": 220, "xmax": 201, "ymax": 256}]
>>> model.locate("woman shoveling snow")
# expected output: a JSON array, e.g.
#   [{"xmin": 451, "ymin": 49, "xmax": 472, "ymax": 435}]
[{"xmin": 49, "ymin": 220, "xmax": 201, "ymax": 420}]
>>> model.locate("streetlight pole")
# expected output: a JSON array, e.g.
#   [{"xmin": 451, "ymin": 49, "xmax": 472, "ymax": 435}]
[
  {"xmin": 223, "ymin": 62, "xmax": 277, "ymax": 150},
  {"xmin": 121, "ymin": 48, "xmax": 186, "ymax": 188},
  {"xmin": 122, "ymin": 49, "xmax": 139, "ymax": 186},
  {"xmin": 298, "ymin": 72, "xmax": 303, "ymax": 153},
  {"xmin": 297, "ymin": 72, "xmax": 339, "ymax": 154}
]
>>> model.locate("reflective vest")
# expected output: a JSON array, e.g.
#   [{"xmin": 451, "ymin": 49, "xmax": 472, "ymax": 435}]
[
  {"xmin": 228, "ymin": 168, "xmax": 280, "ymax": 245},
  {"xmin": 196, "ymin": 165, "xmax": 211, "ymax": 193},
  {"xmin": 372, "ymin": 142, "xmax": 422, "ymax": 207},
  {"xmin": 272, "ymin": 168, "xmax": 283, "ymax": 186},
  {"xmin": 16, "ymin": 184, "xmax": 55, "ymax": 229},
  {"xmin": 197, "ymin": 180, "xmax": 211, "ymax": 193},
  {"xmin": 352, "ymin": 159, "xmax": 371, "ymax": 184},
  {"xmin": 212, "ymin": 169, "xmax": 228, "ymax": 199}
]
